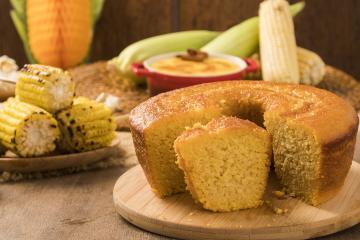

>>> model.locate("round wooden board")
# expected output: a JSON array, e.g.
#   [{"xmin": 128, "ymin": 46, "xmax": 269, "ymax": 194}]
[
  {"xmin": 113, "ymin": 162, "xmax": 360, "ymax": 240},
  {"xmin": 0, "ymin": 133, "xmax": 121, "ymax": 172}
]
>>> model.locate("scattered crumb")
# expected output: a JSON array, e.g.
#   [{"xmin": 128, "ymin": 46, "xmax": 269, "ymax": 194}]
[
  {"xmin": 277, "ymin": 187, "xmax": 296, "ymax": 198},
  {"xmin": 264, "ymin": 200, "xmax": 289, "ymax": 215},
  {"xmin": 289, "ymin": 192, "xmax": 296, "ymax": 197},
  {"xmin": 272, "ymin": 190, "xmax": 286, "ymax": 199},
  {"xmin": 273, "ymin": 207, "xmax": 288, "ymax": 215}
]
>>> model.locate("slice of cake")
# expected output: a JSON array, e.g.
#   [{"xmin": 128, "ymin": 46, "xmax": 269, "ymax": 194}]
[{"xmin": 174, "ymin": 116, "xmax": 272, "ymax": 212}]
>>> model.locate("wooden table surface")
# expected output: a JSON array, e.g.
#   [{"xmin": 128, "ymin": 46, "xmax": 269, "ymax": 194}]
[{"xmin": 1, "ymin": 130, "xmax": 360, "ymax": 240}]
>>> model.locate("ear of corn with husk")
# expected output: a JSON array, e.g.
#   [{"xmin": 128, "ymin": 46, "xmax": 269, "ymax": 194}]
[
  {"xmin": 259, "ymin": 0, "xmax": 300, "ymax": 84},
  {"xmin": 201, "ymin": 2, "xmax": 304, "ymax": 58},
  {"xmin": 297, "ymin": 47, "xmax": 325, "ymax": 85},
  {"xmin": 55, "ymin": 97, "xmax": 116, "ymax": 153},
  {"xmin": 16, "ymin": 64, "xmax": 75, "ymax": 113},
  {"xmin": 249, "ymin": 47, "xmax": 326, "ymax": 85},
  {"xmin": 0, "ymin": 97, "xmax": 60, "ymax": 157},
  {"xmin": 111, "ymin": 30, "xmax": 220, "ymax": 85},
  {"xmin": 10, "ymin": 0, "xmax": 105, "ymax": 68}
]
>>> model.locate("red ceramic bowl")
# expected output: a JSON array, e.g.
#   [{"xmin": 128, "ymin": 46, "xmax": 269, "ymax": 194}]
[{"xmin": 132, "ymin": 52, "xmax": 259, "ymax": 96}]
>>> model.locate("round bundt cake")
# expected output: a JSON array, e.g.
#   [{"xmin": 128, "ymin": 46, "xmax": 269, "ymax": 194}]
[{"xmin": 129, "ymin": 80, "xmax": 358, "ymax": 206}]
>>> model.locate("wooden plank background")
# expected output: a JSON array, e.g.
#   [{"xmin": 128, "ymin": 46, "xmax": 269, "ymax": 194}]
[{"xmin": 0, "ymin": 0, "xmax": 359, "ymax": 81}]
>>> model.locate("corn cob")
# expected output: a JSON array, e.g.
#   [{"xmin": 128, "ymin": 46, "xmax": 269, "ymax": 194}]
[
  {"xmin": 16, "ymin": 64, "xmax": 75, "ymax": 113},
  {"xmin": 111, "ymin": 30, "xmax": 220, "ymax": 85},
  {"xmin": 201, "ymin": 2, "xmax": 304, "ymax": 58},
  {"xmin": 0, "ymin": 98, "xmax": 60, "ymax": 157},
  {"xmin": 249, "ymin": 47, "xmax": 326, "ymax": 85},
  {"xmin": 259, "ymin": 0, "xmax": 300, "ymax": 84},
  {"xmin": 55, "ymin": 97, "xmax": 116, "ymax": 152},
  {"xmin": 297, "ymin": 47, "xmax": 325, "ymax": 85}
]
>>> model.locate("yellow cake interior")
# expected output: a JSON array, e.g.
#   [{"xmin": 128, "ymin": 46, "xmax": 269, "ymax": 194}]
[{"xmin": 174, "ymin": 117, "xmax": 271, "ymax": 212}]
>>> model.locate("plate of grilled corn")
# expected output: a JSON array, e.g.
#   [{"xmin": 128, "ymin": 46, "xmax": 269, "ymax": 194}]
[{"xmin": 0, "ymin": 64, "xmax": 119, "ymax": 172}]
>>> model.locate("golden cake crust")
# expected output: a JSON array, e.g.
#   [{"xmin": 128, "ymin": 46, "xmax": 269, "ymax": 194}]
[{"xmin": 130, "ymin": 80, "xmax": 358, "ymax": 204}]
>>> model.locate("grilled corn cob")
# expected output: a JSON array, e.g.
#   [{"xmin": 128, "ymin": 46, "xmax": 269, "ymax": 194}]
[
  {"xmin": 297, "ymin": 47, "xmax": 325, "ymax": 85},
  {"xmin": 259, "ymin": 0, "xmax": 300, "ymax": 84},
  {"xmin": 0, "ymin": 98, "xmax": 60, "ymax": 157},
  {"xmin": 56, "ymin": 97, "xmax": 116, "ymax": 152},
  {"xmin": 16, "ymin": 64, "xmax": 75, "ymax": 113}
]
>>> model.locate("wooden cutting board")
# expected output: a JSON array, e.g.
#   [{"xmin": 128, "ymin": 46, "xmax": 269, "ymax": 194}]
[
  {"xmin": 113, "ymin": 118, "xmax": 360, "ymax": 240},
  {"xmin": 113, "ymin": 160, "xmax": 360, "ymax": 240}
]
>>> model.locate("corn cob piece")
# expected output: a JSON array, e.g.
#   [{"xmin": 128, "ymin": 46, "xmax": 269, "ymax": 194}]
[
  {"xmin": 297, "ymin": 47, "xmax": 325, "ymax": 85},
  {"xmin": 0, "ymin": 98, "xmax": 60, "ymax": 157},
  {"xmin": 55, "ymin": 97, "xmax": 116, "ymax": 152},
  {"xmin": 259, "ymin": 0, "xmax": 300, "ymax": 84},
  {"xmin": 16, "ymin": 64, "xmax": 75, "ymax": 113}
]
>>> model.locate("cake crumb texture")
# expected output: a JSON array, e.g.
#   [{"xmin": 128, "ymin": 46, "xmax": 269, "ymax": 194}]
[{"xmin": 175, "ymin": 117, "xmax": 271, "ymax": 212}]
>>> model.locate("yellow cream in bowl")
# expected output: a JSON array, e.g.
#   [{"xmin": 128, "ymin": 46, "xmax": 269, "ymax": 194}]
[{"xmin": 150, "ymin": 57, "xmax": 240, "ymax": 76}]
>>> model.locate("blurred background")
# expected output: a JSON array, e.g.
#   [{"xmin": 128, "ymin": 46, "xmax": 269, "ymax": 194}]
[{"xmin": 0, "ymin": 0, "xmax": 359, "ymax": 80}]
